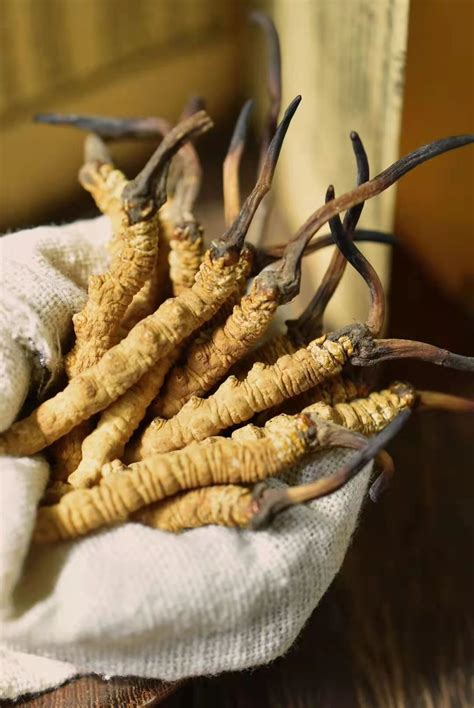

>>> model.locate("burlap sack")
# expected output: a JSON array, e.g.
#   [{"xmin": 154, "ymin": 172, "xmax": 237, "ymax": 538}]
[{"xmin": 0, "ymin": 217, "xmax": 370, "ymax": 699}]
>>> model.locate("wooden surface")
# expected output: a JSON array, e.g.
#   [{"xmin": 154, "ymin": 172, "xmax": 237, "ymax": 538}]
[
  {"xmin": 394, "ymin": 0, "xmax": 474, "ymax": 308},
  {"xmin": 0, "ymin": 0, "xmax": 241, "ymax": 231},
  {"xmin": 7, "ymin": 246, "xmax": 473, "ymax": 708}
]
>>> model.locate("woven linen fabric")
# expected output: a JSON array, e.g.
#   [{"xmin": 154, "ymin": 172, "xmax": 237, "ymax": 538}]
[{"xmin": 0, "ymin": 218, "xmax": 371, "ymax": 699}]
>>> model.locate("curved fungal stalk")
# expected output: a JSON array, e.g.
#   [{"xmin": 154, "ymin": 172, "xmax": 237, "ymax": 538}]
[
  {"xmin": 330, "ymin": 225, "xmax": 474, "ymax": 371},
  {"xmin": 36, "ymin": 109, "xmax": 206, "ymax": 296},
  {"xmin": 253, "ymin": 229, "xmax": 396, "ymax": 272},
  {"xmin": 220, "ymin": 95, "xmax": 301, "ymax": 254},
  {"xmin": 249, "ymin": 11, "xmax": 282, "ymax": 244},
  {"xmin": 154, "ymin": 205, "xmax": 319, "ymax": 418},
  {"xmin": 318, "ymin": 199, "xmax": 474, "ymax": 370},
  {"xmin": 250, "ymin": 11, "xmax": 282, "ymax": 171},
  {"xmin": 249, "ymin": 408, "xmax": 412, "ymax": 529},
  {"xmin": 0, "ymin": 99, "xmax": 299, "ymax": 458},
  {"xmin": 326, "ymin": 184, "xmax": 386, "ymax": 337},
  {"xmin": 262, "ymin": 134, "xmax": 474, "ymax": 268},
  {"xmin": 352, "ymin": 338, "xmax": 474, "ymax": 370},
  {"xmin": 288, "ymin": 132, "xmax": 370, "ymax": 342},
  {"xmin": 35, "ymin": 112, "xmax": 174, "ymax": 139},
  {"xmin": 223, "ymin": 100, "xmax": 254, "ymax": 227},
  {"xmin": 33, "ymin": 414, "xmax": 366, "ymax": 543}
]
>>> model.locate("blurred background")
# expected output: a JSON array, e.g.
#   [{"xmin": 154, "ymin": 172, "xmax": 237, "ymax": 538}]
[
  {"xmin": 1, "ymin": 0, "xmax": 472, "ymax": 318},
  {"xmin": 1, "ymin": 1, "xmax": 473, "ymax": 706}
]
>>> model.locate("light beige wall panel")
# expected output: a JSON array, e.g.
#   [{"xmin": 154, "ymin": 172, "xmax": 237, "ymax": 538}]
[{"xmin": 268, "ymin": 0, "xmax": 409, "ymax": 328}]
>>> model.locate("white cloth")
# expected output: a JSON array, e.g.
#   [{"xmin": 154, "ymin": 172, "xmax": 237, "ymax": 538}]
[{"xmin": 0, "ymin": 218, "xmax": 371, "ymax": 699}]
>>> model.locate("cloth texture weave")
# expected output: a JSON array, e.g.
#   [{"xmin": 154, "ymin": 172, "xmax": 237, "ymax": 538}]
[{"xmin": 0, "ymin": 217, "xmax": 370, "ymax": 699}]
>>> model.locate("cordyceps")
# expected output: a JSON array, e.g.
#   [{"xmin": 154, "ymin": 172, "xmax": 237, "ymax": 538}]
[
  {"xmin": 33, "ymin": 386, "xmax": 474, "ymax": 539},
  {"xmin": 62, "ymin": 102, "xmax": 257, "ymax": 489},
  {"xmin": 33, "ymin": 412, "xmax": 368, "ymax": 542},
  {"xmin": 68, "ymin": 111, "xmax": 212, "ymax": 372},
  {"xmin": 46, "ymin": 112, "xmax": 212, "ymax": 478},
  {"xmin": 233, "ymin": 129, "xmax": 370, "ymax": 380},
  {"xmin": 129, "ymin": 167, "xmax": 473, "ymax": 460},
  {"xmin": 2, "ymin": 12, "xmax": 474, "ymax": 544},
  {"xmin": 38, "ymin": 106, "xmax": 205, "ymax": 301},
  {"xmin": 0, "ymin": 97, "xmax": 300, "ymax": 458},
  {"xmin": 125, "ymin": 388, "xmax": 474, "ymax": 533},
  {"xmin": 153, "ymin": 130, "xmax": 369, "ymax": 418}
]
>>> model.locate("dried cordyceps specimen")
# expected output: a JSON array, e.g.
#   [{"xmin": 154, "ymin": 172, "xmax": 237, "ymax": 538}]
[
  {"xmin": 33, "ymin": 413, "xmax": 366, "ymax": 543},
  {"xmin": 2, "ymin": 9, "xmax": 473, "ymax": 545},
  {"xmin": 67, "ymin": 353, "xmax": 175, "ymax": 488},
  {"xmin": 67, "ymin": 111, "xmax": 212, "ymax": 373},
  {"xmin": 154, "ymin": 226, "xmax": 322, "ymax": 418},
  {"xmin": 249, "ymin": 410, "xmax": 412, "ymax": 528},
  {"xmin": 131, "ymin": 331, "xmax": 356, "ymax": 459},
  {"xmin": 46, "ymin": 112, "xmax": 211, "ymax": 477},
  {"xmin": 154, "ymin": 132, "xmax": 368, "ymax": 417},
  {"xmin": 60, "ymin": 100, "xmax": 295, "ymax": 489},
  {"xmin": 131, "ymin": 216, "xmax": 472, "ymax": 460},
  {"xmin": 223, "ymin": 99, "xmax": 255, "ymax": 228},
  {"xmin": 0, "ymin": 98, "xmax": 300, "ymax": 458},
  {"xmin": 129, "ymin": 383, "xmax": 474, "ymax": 533},
  {"xmin": 134, "ymin": 485, "xmax": 255, "ymax": 533},
  {"xmin": 37, "ymin": 107, "xmax": 205, "ymax": 300},
  {"xmin": 234, "ymin": 130, "xmax": 370, "ymax": 380}
]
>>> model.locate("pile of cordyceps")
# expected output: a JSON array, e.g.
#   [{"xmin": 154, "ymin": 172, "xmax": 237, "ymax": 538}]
[{"xmin": 1, "ymin": 14, "xmax": 472, "ymax": 543}]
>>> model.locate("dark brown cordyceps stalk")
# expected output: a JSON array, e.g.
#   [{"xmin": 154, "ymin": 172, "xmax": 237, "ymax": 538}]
[
  {"xmin": 249, "ymin": 408, "xmax": 412, "ymax": 529},
  {"xmin": 223, "ymin": 99, "xmax": 254, "ymax": 227},
  {"xmin": 322, "ymin": 197, "xmax": 473, "ymax": 371},
  {"xmin": 0, "ymin": 97, "xmax": 301, "ymax": 459},
  {"xmin": 286, "ymin": 131, "xmax": 370, "ymax": 343},
  {"xmin": 248, "ymin": 10, "xmax": 282, "ymax": 244},
  {"xmin": 236, "ymin": 130, "xmax": 371, "ymax": 379},
  {"xmin": 261, "ymin": 134, "xmax": 474, "ymax": 269}
]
